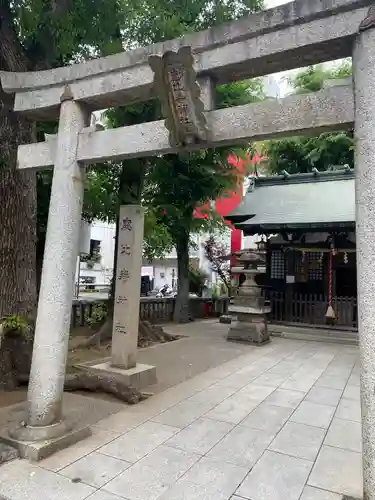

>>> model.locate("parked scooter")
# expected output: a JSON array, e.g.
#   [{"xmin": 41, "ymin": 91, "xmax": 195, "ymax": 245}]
[{"xmin": 156, "ymin": 284, "xmax": 177, "ymax": 298}]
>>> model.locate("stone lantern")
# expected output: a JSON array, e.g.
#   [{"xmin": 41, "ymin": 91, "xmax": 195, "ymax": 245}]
[{"xmin": 227, "ymin": 249, "xmax": 271, "ymax": 345}]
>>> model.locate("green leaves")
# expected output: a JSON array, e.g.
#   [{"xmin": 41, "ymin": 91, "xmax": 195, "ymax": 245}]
[
  {"xmin": 265, "ymin": 132, "xmax": 354, "ymax": 175},
  {"xmin": 143, "ymin": 208, "xmax": 174, "ymax": 261},
  {"xmin": 216, "ymin": 80, "xmax": 265, "ymax": 109},
  {"xmin": 265, "ymin": 62, "xmax": 354, "ymax": 174},
  {"xmin": 289, "ymin": 61, "xmax": 352, "ymax": 94},
  {"xmin": 83, "ymin": 164, "xmax": 123, "ymax": 223},
  {"xmin": 119, "ymin": 0, "xmax": 264, "ymax": 47},
  {"xmin": 16, "ymin": 0, "xmax": 126, "ymax": 66},
  {"xmin": 24, "ymin": 0, "xmax": 265, "ymax": 262}
]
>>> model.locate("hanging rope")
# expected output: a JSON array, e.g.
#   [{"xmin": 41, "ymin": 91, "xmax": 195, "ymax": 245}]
[
  {"xmin": 325, "ymin": 249, "xmax": 336, "ymax": 324},
  {"xmin": 328, "ymin": 250, "xmax": 333, "ymax": 307}
]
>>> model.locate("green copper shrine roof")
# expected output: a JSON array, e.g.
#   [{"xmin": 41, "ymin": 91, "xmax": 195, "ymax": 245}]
[{"xmin": 227, "ymin": 168, "xmax": 355, "ymax": 235}]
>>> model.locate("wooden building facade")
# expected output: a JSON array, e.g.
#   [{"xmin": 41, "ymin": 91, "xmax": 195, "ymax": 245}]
[{"xmin": 227, "ymin": 168, "xmax": 357, "ymax": 330}]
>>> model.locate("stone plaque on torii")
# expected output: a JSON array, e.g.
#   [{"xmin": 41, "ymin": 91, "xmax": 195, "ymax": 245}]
[
  {"xmin": 148, "ymin": 46, "xmax": 209, "ymax": 147},
  {"xmin": 0, "ymin": 2, "xmax": 375, "ymax": 496}
]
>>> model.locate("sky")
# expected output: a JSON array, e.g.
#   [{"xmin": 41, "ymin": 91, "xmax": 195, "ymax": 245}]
[{"xmin": 266, "ymin": 0, "xmax": 288, "ymax": 6}]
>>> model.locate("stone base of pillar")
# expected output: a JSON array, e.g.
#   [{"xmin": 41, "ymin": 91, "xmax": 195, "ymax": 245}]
[
  {"xmin": 227, "ymin": 306, "xmax": 271, "ymax": 346},
  {"xmin": 1, "ymin": 422, "xmax": 91, "ymax": 461},
  {"xmin": 76, "ymin": 359, "xmax": 157, "ymax": 390},
  {"xmin": 8, "ymin": 419, "xmax": 70, "ymax": 441},
  {"xmin": 219, "ymin": 315, "xmax": 232, "ymax": 324}
]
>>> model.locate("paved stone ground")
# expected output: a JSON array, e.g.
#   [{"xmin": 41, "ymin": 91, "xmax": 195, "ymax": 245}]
[
  {"xmin": 0, "ymin": 337, "xmax": 362, "ymax": 500},
  {"xmin": 139, "ymin": 321, "xmax": 258, "ymax": 393}
]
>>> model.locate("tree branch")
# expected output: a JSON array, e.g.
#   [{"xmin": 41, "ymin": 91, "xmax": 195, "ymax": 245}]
[{"xmin": 203, "ymin": 235, "xmax": 231, "ymax": 289}]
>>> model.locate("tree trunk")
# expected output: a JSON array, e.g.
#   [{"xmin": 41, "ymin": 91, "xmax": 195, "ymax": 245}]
[
  {"xmin": 0, "ymin": 104, "xmax": 37, "ymax": 319},
  {"xmin": 0, "ymin": 91, "xmax": 38, "ymax": 387},
  {"xmin": 0, "ymin": 3, "xmax": 38, "ymax": 387},
  {"xmin": 173, "ymin": 235, "xmax": 190, "ymax": 323}
]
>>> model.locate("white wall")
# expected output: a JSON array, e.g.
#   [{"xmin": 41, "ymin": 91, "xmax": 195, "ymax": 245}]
[
  {"xmin": 91, "ymin": 221, "xmax": 116, "ymax": 271},
  {"xmin": 76, "ymin": 220, "xmax": 116, "ymax": 287},
  {"xmin": 143, "ymin": 230, "xmax": 232, "ymax": 291},
  {"xmin": 151, "ymin": 259, "xmax": 178, "ymax": 289},
  {"xmin": 263, "ymin": 75, "xmax": 281, "ymax": 99}
]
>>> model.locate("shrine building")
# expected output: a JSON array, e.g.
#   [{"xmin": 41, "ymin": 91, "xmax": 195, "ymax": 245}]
[{"xmin": 227, "ymin": 167, "xmax": 357, "ymax": 330}]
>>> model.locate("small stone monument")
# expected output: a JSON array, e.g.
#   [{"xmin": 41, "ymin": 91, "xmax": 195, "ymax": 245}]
[
  {"xmin": 227, "ymin": 249, "xmax": 270, "ymax": 346},
  {"xmin": 77, "ymin": 205, "xmax": 157, "ymax": 390}
]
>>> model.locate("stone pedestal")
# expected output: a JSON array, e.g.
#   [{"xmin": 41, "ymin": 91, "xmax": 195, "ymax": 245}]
[
  {"xmin": 228, "ymin": 305, "xmax": 270, "ymax": 345},
  {"xmin": 353, "ymin": 8, "xmax": 375, "ymax": 500},
  {"xmin": 75, "ymin": 359, "xmax": 156, "ymax": 390},
  {"xmin": 227, "ymin": 250, "xmax": 270, "ymax": 346}
]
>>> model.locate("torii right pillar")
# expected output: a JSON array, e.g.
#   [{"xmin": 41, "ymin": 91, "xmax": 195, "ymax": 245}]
[{"xmin": 353, "ymin": 6, "xmax": 375, "ymax": 499}]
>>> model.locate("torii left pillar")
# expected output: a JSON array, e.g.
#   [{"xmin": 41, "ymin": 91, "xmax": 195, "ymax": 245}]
[{"xmin": 9, "ymin": 87, "xmax": 92, "ymax": 452}]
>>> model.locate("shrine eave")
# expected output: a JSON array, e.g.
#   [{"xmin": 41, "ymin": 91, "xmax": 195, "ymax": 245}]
[
  {"xmin": 226, "ymin": 168, "xmax": 355, "ymax": 235},
  {"xmin": 236, "ymin": 221, "xmax": 356, "ymax": 236}
]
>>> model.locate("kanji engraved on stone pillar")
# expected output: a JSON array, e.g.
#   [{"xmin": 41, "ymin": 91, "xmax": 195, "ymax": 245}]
[{"xmin": 111, "ymin": 205, "xmax": 145, "ymax": 369}]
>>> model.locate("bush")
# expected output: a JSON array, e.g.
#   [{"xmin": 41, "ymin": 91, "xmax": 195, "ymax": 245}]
[
  {"xmin": 0, "ymin": 315, "xmax": 31, "ymax": 339},
  {"xmin": 84, "ymin": 303, "xmax": 108, "ymax": 327}
]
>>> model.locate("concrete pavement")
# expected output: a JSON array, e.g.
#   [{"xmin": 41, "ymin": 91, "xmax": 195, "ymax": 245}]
[{"xmin": 0, "ymin": 336, "xmax": 362, "ymax": 500}]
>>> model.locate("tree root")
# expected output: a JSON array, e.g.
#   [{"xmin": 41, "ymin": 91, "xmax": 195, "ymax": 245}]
[
  {"xmin": 63, "ymin": 371, "xmax": 148, "ymax": 404},
  {"xmin": 80, "ymin": 318, "xmax": 112, "ymax": 348},
  {"xmin": 138, "ymin": 320, "xmax": 179, "ymax": 348},
  {"xmin": 73, "ymin": 319, "xmax": 179, "ymax": 350},
  {"xmin": 18, "ymin": 371, "xmax": 148, "ymax": 404}
]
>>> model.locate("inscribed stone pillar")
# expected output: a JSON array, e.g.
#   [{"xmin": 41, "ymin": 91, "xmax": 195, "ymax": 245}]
[
  {"xmin": 25, "ymin": 94, "xmax": 90, "ymax": 435},
  {"xmin": 111, "ymin": 205, "xmax": 145, "ymax": 369},
  {"xmin": 353, "ymin": 7, "xmax": 375, "ymax": 499}
]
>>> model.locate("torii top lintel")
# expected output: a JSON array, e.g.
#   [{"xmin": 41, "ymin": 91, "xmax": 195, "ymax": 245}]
[{"xmin": 0, "ymin": 0, "xmax": 372, "ymax": 119}]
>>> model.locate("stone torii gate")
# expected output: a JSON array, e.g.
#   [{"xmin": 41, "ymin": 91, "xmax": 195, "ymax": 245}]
[{"xmin": 1, "ymin": 0, "xmax": 375, "ymax": 495}]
